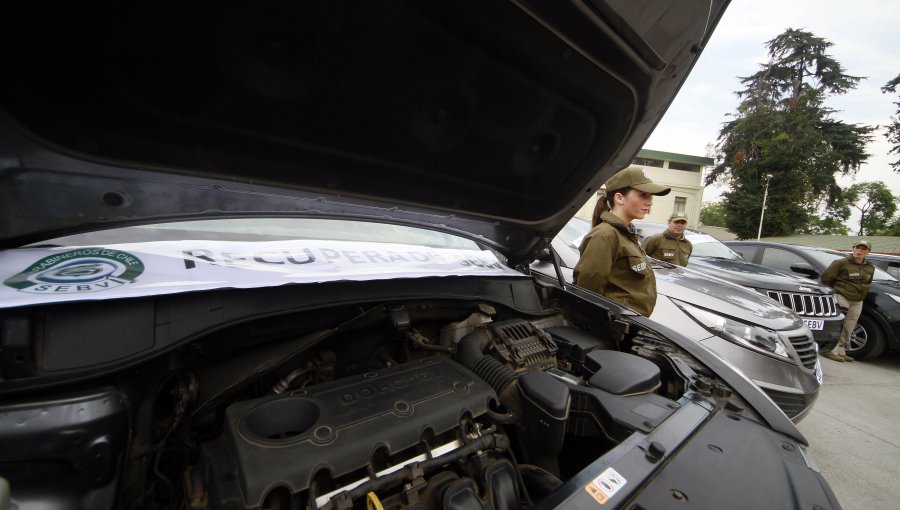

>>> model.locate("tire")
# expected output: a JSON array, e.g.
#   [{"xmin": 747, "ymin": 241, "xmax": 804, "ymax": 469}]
[{"xmin": 845, "ymin": 313, "xmax": 887, "ymax": 360}]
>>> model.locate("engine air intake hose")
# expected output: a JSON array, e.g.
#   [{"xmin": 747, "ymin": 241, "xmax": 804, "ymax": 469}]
[{"xmin": 455, "ymin": 329, "xmax": 516, "ymax": 395}]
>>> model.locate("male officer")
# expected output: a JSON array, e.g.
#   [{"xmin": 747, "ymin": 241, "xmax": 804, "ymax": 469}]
[
  {"xmin": 820, "ymin": 240, "xmax": 875, "ymax": 362},
  {"xmin": 641, "ymin": 212, "xmax": 692, "ymax": 266}
]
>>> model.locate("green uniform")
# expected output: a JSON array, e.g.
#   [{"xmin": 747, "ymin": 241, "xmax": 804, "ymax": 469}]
[
  {"xmin": 642, "ymin": 231, "xmax": 692, "ymax": 266},
  {"xmin": 820, "ymin": 256, "xmax": 874, "ymax": 301},
  {"xmin": 820, "ymin": 255, "xmax": 874, "ymax": 357},
  {"xmin": 573, "ymin": 211, "xmax": 657, "ymax": 317}
]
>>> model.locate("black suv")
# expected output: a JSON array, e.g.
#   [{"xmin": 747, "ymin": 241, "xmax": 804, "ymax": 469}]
[
  {"xmin": 635, "ymin": 223, "xmax": 843, "ymax": 352},
  {"xmin": 864, "ymin": 252, "xmax": 900, "ymax": 279},
  {"xmin": 726, "ymin": 241, "xmax": 900, "ymax": 360}
]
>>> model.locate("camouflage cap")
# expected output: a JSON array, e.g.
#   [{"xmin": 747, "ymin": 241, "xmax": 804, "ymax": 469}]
[
  {"xmin": 853, "ymin": 239, "xmax": 871, "ymax": 250},
  {"xmin": 605, "ymin": 167, "xmax": 671, "ymax": 196}
]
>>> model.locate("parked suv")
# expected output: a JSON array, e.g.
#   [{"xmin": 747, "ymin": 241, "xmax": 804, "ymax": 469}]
[
  {"xmin": 864, "ymin": 252, "xmax": 900, "ymax": 279},
  {"xmin": 534, "ymin": 217, "xmax": 822, "ymax": 422},
  {"xmin": 634, "ymin": 223, "xmax": 843, "ymax": 352},
  {"xmin": 726, "ymin": 241, "xmax": 900, "ymax": 360}
]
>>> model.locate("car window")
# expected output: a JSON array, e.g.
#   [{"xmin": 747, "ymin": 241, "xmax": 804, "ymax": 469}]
[
  {"xmin": 883, "ymin": 265, "xmax": 900, "ymax": 279},
  {"xmin": 634, "ymin": 222, "xmax": 666, "ymax": 241},
  {"xmin": 690, "ymin": 237, "xmax": 743, "ymax": 260},
  {"xmin": 729, "ymin": 244, "xmax": 758, "ymax": 261},
  {"xmin": 633, "ymin": 221, "xmax": 743, "ymax": 260},
  {"xmin": 760, "ymin": 247, "xmax": 808, "ymax": 274},
  {"xmin": 812, "ymin": 249, "xmax": 898, "ymax": 282},
  {"xmin": 557, "ymin": 217, "xmax": 592, "ymax": 249}
]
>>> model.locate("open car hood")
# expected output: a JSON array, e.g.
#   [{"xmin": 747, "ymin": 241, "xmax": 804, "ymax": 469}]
[{"xmin": 0, "ymin": 0, "xmax": 728, "ymax": 265}]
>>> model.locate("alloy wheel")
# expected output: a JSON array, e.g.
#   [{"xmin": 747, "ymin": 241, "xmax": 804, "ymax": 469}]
[{"xmin": 846, "ymin": 323, "xmax": 868, "ymax": 352}]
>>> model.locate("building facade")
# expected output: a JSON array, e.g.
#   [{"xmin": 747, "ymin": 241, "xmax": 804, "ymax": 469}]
[{"xmin": 576, "ymin": 149, "xmax": 713, "ymax": 227}]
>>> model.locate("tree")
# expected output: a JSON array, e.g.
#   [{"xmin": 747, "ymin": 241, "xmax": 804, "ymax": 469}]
[
  {"xmin": 699, "ymin": 202, "xmax": 728, "ymax": 227},
  {"xmin": 874, "ymin": 216, "xmax": 900, "ymax": 236},
  {"xmin": 705, "ymin": 28, "xmax": 874, "ymax": 239},
  {"xmin": 883, "ymin": 73, "xmax": 900, "ymax": 171},
  {"xmin": 843, "ymin": 181, "xmax": 898, "ymax": 235}
]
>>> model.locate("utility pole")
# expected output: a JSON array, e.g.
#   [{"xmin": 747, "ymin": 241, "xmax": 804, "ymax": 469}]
[{"xmin": 757, "ymin": 174, "xmax": 773, "ymax": 240}]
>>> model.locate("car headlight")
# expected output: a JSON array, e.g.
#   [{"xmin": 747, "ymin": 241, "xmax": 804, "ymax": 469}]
[
  {"xmin": 887, "ymin": 293, "xmax": 900, "ymax": 305},
  {"xmin": 674, "ymin": 300, "xmax": 790, "ymax": 359}
]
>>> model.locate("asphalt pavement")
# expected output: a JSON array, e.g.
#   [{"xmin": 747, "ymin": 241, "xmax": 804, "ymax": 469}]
[{"xmin": 798, "ymin": 352, "xmax": 900, "ymax": 510}]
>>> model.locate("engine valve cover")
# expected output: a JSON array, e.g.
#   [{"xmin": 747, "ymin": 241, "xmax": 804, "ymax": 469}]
[{"xmin": 204, "ymin": 358, "xmax": 496, "ymax": 508}]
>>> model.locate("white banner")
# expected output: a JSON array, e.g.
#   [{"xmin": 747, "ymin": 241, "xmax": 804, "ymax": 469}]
[{"xmin": 0, "ymin": 240, "xmax": 524, "ymax": 309}]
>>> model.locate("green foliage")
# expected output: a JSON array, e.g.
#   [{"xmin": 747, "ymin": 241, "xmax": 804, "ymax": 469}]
[
  {"xmin": 843, "ymin": 181, "xmax": 898, "ymax": 235},
  {"xmin": 707, "ymin": 28, "xmax": 874, "ymax": 239},
  {"xmin": 882, "ymin": 73, "xmax": 900, "ymax": 172},
  {"xmin": 873, "ymin": 216, "xmax": 900, "ymax": 236},
  {"xmin": 699, "ymin": 202, "xmax": 728, "ymax": 227},
  {"xmin": 800, "ymin": 217, "xmax": 850, "ymax": 235}
]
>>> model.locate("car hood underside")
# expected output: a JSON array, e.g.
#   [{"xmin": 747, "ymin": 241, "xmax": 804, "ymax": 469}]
[{"xmin": 0, "ymin": 0, "xmax": 728, "ymax": 265}]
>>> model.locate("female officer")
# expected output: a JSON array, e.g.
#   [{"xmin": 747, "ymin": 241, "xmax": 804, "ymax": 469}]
[{"xmin": 573, "ymin": 167, "xmax": 670, "ymax": 316}]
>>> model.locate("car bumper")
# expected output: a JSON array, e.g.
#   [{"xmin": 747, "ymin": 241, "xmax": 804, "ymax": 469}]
[{"xmin": 804, "ymin": 314, "xmax": 842, "ymax": 352}]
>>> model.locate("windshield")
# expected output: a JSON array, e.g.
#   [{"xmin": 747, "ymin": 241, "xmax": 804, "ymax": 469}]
[
  {"xmin": 633, "ymin": 221, "xmax": 743, "ymax": 260},
  {"xmin": 28, "ymin": 219, "xmax": 481, "ymax": 250},
  {"xmin": 690, "ymin": 238, "xmax": 743, "ymax": 260},
  {"xmin": 558, "ymin": 217, "xmax": 592, "ymax": 249},
  {"xmin": 808, "ymin": 249, "xmax": 897, "ymax": 282}
]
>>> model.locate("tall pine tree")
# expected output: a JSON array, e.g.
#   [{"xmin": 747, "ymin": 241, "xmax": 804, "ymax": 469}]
[
  {"xmin": 883, "ymin": 73, "xmax": 900, "ymax": 171},
  {"xmin": 706, "ymin": 29, "xmax": 874, "ymax": 238}
]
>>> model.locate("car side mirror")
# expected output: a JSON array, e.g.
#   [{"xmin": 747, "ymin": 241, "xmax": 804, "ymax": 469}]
[{"xmin": 790, "ymin": 262, "xmax": 819, "ymax": 279}]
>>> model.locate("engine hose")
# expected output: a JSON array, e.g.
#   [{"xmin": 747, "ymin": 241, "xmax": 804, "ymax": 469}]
[
  {"xmin": 455, "ymin": 329, "xmax": 516, "ymax": 395},
  {"xmin": 454, "ymin": 329, "xmax": 493, "ymax": 368},
  {"xmin": 472, "ymin": 356, "xmax": 516, "ymax": 393}
]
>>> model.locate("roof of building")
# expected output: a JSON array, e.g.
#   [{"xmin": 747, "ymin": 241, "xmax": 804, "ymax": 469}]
[{"xmin": 637, "ymin": 149, "xmax": 714, "ymax": 166}]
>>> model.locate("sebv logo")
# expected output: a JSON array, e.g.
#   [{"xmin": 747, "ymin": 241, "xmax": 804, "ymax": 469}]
[{"xmin": 4, "ymin": 248, "xmax": 145, "ymax": 294}]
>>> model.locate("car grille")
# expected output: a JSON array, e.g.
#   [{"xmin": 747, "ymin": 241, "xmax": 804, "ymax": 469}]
[
  {"xmin": 787, "ymin": 334, "xmax": 818, "ymax": 370},
  {"xmin": 766, "ymin": 291, "xmax": 839, "ymax": 317},
  {"xmin": 761, "ymin": 387, "xmax": 812, "ymax": 419}
]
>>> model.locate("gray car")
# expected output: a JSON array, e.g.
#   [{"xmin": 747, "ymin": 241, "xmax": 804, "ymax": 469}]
[{"xmin": 535, "ymin": 217, "xmax": 822, "ymax": 422}]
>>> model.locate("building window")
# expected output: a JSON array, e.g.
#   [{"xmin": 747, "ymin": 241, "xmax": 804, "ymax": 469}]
[
  {"xmin": 669, "ymin": 161, "xmax": 701, "ymax": 172},
  {"xmin": 673, "ymin": 196, "xmax": 686, "ymax": 214},
  {"xmin": 633, "ymin": 157, "xmax": 664, "ymax": 167}
]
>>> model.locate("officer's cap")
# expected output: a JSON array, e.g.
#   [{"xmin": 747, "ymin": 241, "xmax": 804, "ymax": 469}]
[
  {"xmin": 853, "ymin": 239, "xmax": 872, "ymax": 250},
  {"xmin": 668, "ymin": 212, "xmax": 688, "ymax": 223},
  {"xmin": 605, "ymin": 167, "xmax": 671, "ymax": 196}
]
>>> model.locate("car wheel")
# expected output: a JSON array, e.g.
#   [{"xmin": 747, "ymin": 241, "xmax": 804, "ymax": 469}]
[{"xmin": 846, "ymin": 313, "xmax": 887, "ymax": 360}]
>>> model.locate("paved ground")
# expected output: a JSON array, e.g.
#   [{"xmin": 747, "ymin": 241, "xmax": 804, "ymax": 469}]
[{"xmin": 798, "ymin": 352, "xmax": 900, "ymax": 510}]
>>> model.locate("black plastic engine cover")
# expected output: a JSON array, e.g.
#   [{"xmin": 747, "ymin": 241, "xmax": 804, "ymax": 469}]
[{"xmin": 204, "ymin": 358, "xmax": 496, "ymax": 508}]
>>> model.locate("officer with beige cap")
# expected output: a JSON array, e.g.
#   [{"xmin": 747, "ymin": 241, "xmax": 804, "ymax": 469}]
[
  {"xmin": 820, "ymin": 239, "xmax": 875, "ymax": 362},
  {"xmin": 642, "ymin": 211, "xmax": 692, "ymax": 266}
]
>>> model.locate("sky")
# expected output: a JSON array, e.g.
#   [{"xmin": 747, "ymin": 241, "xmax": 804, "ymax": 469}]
[{"xmin": 644, "ymin": 0, "xmax": 900, "ymax": 226}]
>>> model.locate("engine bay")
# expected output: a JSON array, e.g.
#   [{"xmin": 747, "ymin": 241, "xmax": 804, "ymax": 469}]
[{"xmin": 0, "ymin": 296, "xmax": 746, "ymax": 510}]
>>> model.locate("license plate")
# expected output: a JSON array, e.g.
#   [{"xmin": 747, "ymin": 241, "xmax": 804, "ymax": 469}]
[
  {"xmin": 803, "ymin": 319, "xmax": 824, "ymax": 331},
  {"xmin": 814, "ymin": 360, "xmax": 823, "ymax": 385}
]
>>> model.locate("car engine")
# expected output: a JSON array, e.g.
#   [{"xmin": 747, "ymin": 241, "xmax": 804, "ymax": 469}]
[
  {"xmin": 1, "ymin": 299, "xmax": 731, "ymax": 510},
  {"xmin": 136, "ymin": 303, "xmax": 700, "ymax": 510}
]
